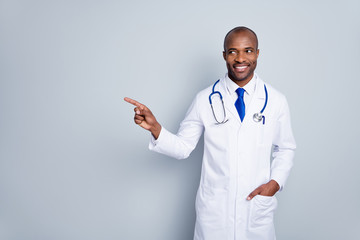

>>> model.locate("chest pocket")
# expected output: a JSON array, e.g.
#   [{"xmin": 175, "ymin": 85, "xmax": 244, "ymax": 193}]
[{"xmin": 257, "ymin": 117, "xmax": 276, "ymax": 145}]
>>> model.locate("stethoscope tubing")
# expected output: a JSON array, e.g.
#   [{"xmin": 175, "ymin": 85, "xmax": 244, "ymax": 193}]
[
  {"xmin": 260, "ymin": 84, "xmax": 268, "ymax": 114},
  {"xmin": 209, "ymin": 79, "xmax": 222, "ymax": 105}
]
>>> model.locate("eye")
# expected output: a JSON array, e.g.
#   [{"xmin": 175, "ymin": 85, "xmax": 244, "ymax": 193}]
[
  {"xmin": 228, "ymin": 50, "xmax": 236, "ymax": 54},
  {"xmin": 245, "ymin": 49, "xmax": 253, "ymax": 53}
]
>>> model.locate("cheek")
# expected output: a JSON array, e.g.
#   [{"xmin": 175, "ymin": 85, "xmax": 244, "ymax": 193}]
[
  {"xmin": 225, "ymin": 60, "xmax": 232, "ymax": 68},
  {"xmin": 226, "ymin": 62, "xmax": 232, "ymax": 70},
  {"xmin": 249, "ymin": 56, "xmax": 258, "ymax": 64},
  {"xmin": 225, "ymin": 55, "xmax": 235, "ymax": 63}
]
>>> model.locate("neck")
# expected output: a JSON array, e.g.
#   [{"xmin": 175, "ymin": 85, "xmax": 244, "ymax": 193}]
[{"xmin": 230, "ymin": 74, "xmax": 254, "ymax": 88}]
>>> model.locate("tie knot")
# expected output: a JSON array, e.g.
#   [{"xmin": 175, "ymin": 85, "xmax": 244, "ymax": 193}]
[{"xmin": 236, "ymin": 88, "xmax": 245, "ymax": 97}]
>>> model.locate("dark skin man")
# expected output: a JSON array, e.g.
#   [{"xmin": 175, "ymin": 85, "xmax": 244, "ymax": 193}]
[{"xmin": 124, "ymin": 27, "xmax": 279, "ymax": 200}]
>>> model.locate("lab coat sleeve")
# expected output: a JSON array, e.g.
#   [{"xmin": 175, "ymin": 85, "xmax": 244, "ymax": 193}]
[
  {"xmin": 148, "ymin": 94, "xmax": 204, "ymax": 160},
  {"xmin": 270, "ymin": 97, "xmax": 296, "ymax": 191}
]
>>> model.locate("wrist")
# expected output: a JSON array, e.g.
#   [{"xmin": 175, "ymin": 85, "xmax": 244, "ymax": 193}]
[
  {"xmin": 151, "ymin": 123, "xmax": 161, "ymax": 140},
  {"xmin": 269, "ymin": 180, "xmax": 280, "ymax": 191}
]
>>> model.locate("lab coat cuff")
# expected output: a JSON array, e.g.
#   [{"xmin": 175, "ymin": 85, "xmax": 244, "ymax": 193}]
[
  {"xmin": 270, "ymin": 174, "xmax": 286, "ymax": 192},
  {"xmin": 148, "ymin": 127, "xmax": 168, "ymax": 149}
]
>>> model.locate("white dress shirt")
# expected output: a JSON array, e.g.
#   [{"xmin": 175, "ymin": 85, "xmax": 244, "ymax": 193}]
[{"xmin": 224, "ymin": 73, "xmax": 257, "ymax": 115}]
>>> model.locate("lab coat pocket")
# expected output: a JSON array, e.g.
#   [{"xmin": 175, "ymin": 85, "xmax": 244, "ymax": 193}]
[
  {"xmin": 195, "ymin": 185, "xmax": 229, "ymax": 229},
  {"xmin": 257, "ymin": 118, "xmax": 276, "ymax": 145},
  {"xmin": 250, "ymin": 195, "xmax": 277, "ymax": 228}
]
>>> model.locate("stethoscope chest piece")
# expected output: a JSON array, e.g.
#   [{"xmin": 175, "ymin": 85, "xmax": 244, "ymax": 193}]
[
  {"xmin": 253, "ymin": 112, "xmax": 265, "ymax": 124},
  {"xmin": 253, "ymin": 113, "xmax": 263, "ymax": 122},
  {"xmin": 252, "ymin": 83, "xmax": 268, "ymax": 125}
]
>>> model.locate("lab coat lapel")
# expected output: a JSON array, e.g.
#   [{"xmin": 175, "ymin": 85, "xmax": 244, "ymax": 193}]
[
  {"xmin": 242, "ymin": 77, "xmax": 266, "ymax": 125},
  {"xmin": 219, "ymin": 79, "xmax": 242, "ymax": 125}
]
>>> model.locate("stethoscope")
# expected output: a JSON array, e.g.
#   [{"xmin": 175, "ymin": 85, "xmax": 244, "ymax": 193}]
[{"xmin": 209, "ymin": 79, "xmax": 268, "ymax": 125}]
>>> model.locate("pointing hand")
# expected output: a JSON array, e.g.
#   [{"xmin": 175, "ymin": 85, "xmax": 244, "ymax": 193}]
[{"xmin": 124, "ymin": 97, "xmax": 161, "ymax": 139}]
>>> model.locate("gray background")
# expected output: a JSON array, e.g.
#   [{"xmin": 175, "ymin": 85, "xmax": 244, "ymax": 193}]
[{"xmin": 1, "ymin": 0, "xmax": 359, "ymax": 239}]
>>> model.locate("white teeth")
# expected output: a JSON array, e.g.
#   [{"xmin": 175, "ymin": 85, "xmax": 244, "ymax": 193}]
[{"xmin": 236, "ymin": 66, "xmax": 247, "ymax": 69}]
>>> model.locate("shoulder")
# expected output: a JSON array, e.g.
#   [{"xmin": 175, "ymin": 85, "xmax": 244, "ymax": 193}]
[
  {"xmin": 259, "ymin": 77, "xmax": 287, "ymax": 104},
  {"xmin": 192, "ymin": 81, "xmax": 219, "ymax": 105},
  {"xmin": 257, "ymin": 76, "xmax": 291, "ymax": 120}
]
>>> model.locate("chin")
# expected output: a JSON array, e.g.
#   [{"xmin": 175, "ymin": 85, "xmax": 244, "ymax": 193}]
[
  {"xmin": 230, "ymin": 73, "xmax": 250, "ymax": 82},
  {"xmin": 235, "ymin": 76, "xmax": 248, "ymax": 82}
]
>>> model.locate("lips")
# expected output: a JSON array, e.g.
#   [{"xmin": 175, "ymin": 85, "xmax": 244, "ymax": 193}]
[{"xmin": 233, "ymin": 64, "xmax": 249, "ymax": 73}]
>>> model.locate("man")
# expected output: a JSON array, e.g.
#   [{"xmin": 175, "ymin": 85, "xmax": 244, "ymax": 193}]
[{"xmin": 124, "ymin": 26, "xmax": 296, "ymax": 240}]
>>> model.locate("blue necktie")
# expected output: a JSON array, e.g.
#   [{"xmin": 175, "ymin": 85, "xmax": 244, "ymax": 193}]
[{"xmin": 235, "ymin": 88, "xmax": 245, "ymax": 122}]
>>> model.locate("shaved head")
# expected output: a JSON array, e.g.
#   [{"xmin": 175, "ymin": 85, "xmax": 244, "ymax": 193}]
[
  {"xmin": 222, "ymin": 26, "xmax": 260, "ymax": 86},
  {"xmin": 223, "ymin": 26, "xmax": 258, "ymax": 51}
]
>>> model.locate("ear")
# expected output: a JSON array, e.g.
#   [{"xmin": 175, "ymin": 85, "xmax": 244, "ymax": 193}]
[
  {"xmin": 223, "ymin": 51, "xmax": 226, "ymax": 60},
  {"xmin": 256, "ymin": 49, "xmax": 260, "ymax": 57}
]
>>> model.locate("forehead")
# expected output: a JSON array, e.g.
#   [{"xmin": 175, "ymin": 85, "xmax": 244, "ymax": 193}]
[{"xmin": 224, "ymin": 30, "xmax": 257, "ymax": 50}]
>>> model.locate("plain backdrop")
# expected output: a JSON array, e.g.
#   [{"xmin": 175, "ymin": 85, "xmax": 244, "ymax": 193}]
[{"xmin": 1, "ymin": 0, "xmax": 360, "ymax": 239}]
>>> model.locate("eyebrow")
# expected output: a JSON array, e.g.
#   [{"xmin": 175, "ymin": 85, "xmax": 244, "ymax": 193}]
[{"xmin": 227, "ymin": 47, "xmax": 255, "ymax": 51}]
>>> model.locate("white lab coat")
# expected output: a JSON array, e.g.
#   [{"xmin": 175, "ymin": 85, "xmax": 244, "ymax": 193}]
[{"xmin": 149, "ymin": 74, "xmax": 296, "ymax": 240}]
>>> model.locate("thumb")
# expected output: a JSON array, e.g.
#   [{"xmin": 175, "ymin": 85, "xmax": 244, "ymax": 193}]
[
  {"xmin": 134, "ymin": 106, "xmax": 148, "ymax": 115},
  {"xmin": 247, "ymin": 188, "xmax": 261, "ymax": 201},
  {"xmin": 141, "ymin": 106, "xmax": 153, "ymax": 117}
]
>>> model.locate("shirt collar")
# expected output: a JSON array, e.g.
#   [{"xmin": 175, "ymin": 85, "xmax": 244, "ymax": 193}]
[{"xmin": 225, "ymin": 73, "xmax": 257, "ymax": 96}]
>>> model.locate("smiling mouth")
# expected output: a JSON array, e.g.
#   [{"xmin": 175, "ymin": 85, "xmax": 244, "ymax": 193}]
[{"xmin": 234, "ymin": 65, "xmax": 248, "ymax": 72}]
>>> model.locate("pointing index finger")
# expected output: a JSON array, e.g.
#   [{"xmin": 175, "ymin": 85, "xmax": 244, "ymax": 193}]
[{"xmin": 124, "ymin": 97, "xmax": 144, "ymax": 108}]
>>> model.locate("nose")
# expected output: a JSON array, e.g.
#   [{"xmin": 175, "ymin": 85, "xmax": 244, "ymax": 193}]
[{"xmin": 235, "ymin": 52, "xmax": 246, "ymax": 62}]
